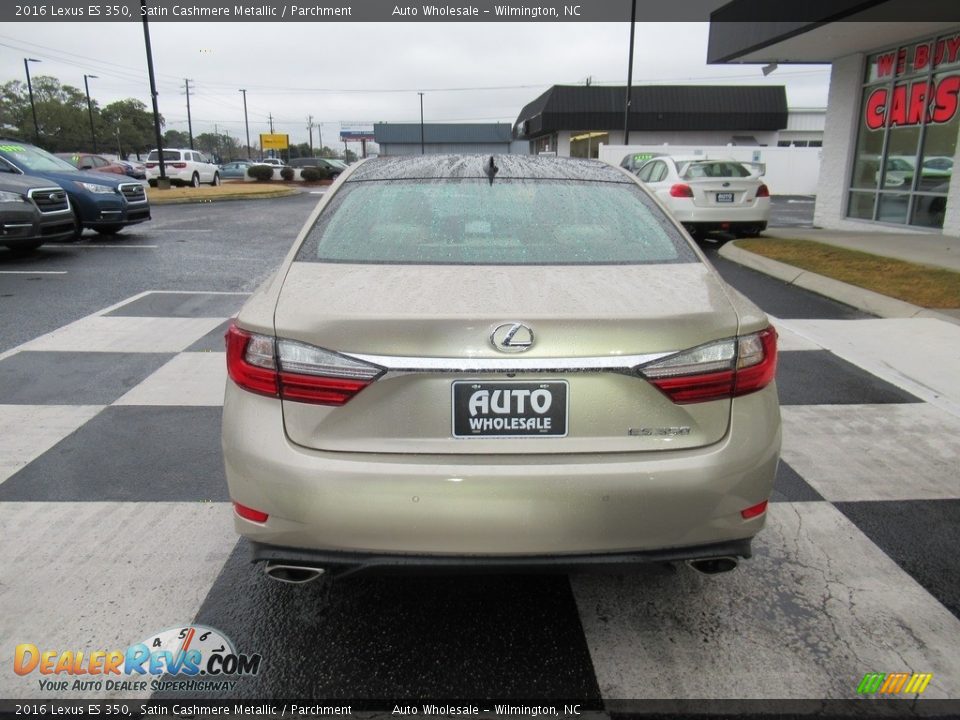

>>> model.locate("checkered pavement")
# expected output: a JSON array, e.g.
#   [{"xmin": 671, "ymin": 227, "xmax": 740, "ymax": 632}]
[{"xmin": 1, "ymin": 290, "xmax": 959, "ymax": 703}]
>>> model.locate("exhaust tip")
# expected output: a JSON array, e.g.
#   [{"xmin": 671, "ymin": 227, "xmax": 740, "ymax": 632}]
[
  {"xmin": 687, "ymin": 557, "xmax": 739, "ymax": 575},
  {"xmin": 264, "ymin": 563, "xmax": 326, "ymax": 584}
]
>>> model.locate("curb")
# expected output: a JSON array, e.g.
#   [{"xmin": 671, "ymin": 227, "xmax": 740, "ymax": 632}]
[
  {"xmin": 718, "ymin": 243, "xmax": 960, "ymax": 327},
  {"xmin": 147, "ymin": 188, "xmax": 300, "ymax": 205}
]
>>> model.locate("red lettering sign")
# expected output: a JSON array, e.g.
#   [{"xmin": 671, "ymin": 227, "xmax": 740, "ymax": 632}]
[
  {"xmin": 876, "ymin": 52, "xmax": 897, "ymax": 78},
  {"xmin": 865, "ymin": 88, "xmax": 888, "ymax": 130},
  {"xmin": 863, "ymin": 75, "xmax": 960, "ymax": 129},
  {"xmin": 932, "ymin": 75, "xmax": 960, "ymax": 124},
  {"xmin": 907, "ymin": 81, "xmax": 930, "ymax": 125},
  {"xmin": 914, "ymin": 43, "xmax": 930, "ymax": 71}
]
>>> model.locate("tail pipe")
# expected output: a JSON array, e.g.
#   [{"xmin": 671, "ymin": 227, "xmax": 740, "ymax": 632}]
[
  {"xmin": 686, "ymin": 556, "xmax": 739, "ymax": 575},
  {"xmin": 263, "ymin": 563, "xmax": 326, "ymax": 584}
]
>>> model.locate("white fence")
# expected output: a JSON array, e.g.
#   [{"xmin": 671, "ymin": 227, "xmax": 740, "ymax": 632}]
[{"xmin": 599, "ymin": 144, "xmax": 822, "ymax": 196}]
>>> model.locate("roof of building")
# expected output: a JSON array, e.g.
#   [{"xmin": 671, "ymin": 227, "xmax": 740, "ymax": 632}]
[
  {"xmin": 374, "ymin": 123, "xmax": 515, "ymax": 145},
  {"xmin": 513, "ymin": 85, "xmax": 788, "ymax": 138}
]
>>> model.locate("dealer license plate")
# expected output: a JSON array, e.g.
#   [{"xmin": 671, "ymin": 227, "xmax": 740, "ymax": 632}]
[
  {"xmin": 716, "ymin": 192, "xmax": 734, "ymax": 203},
  {"xmin": 452, "ymin": 380, "xmax": 568, "ymax": 438}
]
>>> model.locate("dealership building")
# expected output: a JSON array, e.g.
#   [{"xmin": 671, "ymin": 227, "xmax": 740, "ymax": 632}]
[{"xmin": 709, "ymin": 6, "xmax": 960, "ymax": 235}]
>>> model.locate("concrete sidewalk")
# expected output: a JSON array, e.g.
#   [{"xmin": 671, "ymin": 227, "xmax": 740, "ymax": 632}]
[{"xmin": 718, "ymin": 227, "xmax": 960, "ymax": 326}]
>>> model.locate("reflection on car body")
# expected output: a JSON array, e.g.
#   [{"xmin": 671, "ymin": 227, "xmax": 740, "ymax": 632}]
[{"xmin": 221, "ymin": 155, "xmax": 781, "ymax": 585}]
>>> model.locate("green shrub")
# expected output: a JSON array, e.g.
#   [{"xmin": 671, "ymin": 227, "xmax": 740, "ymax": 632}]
[
  {"xmin": 300, "ymin": 166, "xmax": 323, "ymax": 182},
  {"xmin": 280, "ymin": 166, "xmax": 295, "ymax": 181},
  {"xmin": 248, "ymin": 164, "xmax": 274, "ymax": 182}
]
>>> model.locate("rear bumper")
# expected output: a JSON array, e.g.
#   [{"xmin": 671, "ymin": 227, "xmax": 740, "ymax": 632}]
[
  {"xmin": 222, "ymin": 383, "xmax": 781, "ymax": 558},
  {"xmin": 669, "ymin": 199, "xmax": 770, "ymax": 224},
  {"xmin": 251, "ymin": 537, "xmax": 754, "ymax": 579}
]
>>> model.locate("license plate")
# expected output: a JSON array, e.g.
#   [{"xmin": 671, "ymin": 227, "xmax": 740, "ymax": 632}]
[
  {"xmin": 452, "ymin": 380, "xmax": 568, "ymax": 438},
  {"xmin": 716, "ymin": 192, "xmax": 734, "ymax": 203}
]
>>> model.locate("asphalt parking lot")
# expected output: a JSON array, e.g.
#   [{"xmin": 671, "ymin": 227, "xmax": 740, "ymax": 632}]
[{"xmin": 1, "ymin": 191, "xmax": 958, "ymax": 712}]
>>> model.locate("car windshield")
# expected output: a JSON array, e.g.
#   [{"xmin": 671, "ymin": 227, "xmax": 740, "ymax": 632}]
[
  {"xmin": 147, "ymin": 150, "xmax": 181, "ymax": 161},
  {"xmin": 0, "ymin": 142, "xmax": 79, "ymax": 173},
  {"xmin": 298, "ymin": 179, "xmax": 696, "ymax": 265},
  {"xmin": 680, "ymin": 161, "xmax": 751, "ymax": 179}
]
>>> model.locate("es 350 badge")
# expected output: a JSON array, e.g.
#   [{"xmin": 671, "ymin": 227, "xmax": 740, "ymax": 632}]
[{"xmin": 14, "ymin": 625, "xmax": 262, "ymax": 693}]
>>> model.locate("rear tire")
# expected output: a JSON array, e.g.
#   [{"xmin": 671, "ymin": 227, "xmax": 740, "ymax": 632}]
[
  {"xmin": 211, "ymin": 172, "xmax": 221, "ymax": 187},
  {"xmin": 190, "ymin": 173, "xmax": 200, "ymax": 188},
  {"xmin": 69, "ymin": 208, "xmax": 83, "ymax": 241}
]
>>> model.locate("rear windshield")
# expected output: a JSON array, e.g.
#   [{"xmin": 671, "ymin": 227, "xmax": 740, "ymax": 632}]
[
  {"xmin": 147, "ymin": 150, "xmax": 182, "ymax": 161},
  {"xmin": 297, "ymin": 179, "xmax": 697, "ymax": 265},
  {"xmin": 680, "ymin": 161, "xmax": 750, "ymax": 179}
]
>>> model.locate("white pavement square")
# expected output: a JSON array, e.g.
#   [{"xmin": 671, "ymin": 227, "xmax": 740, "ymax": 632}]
[
  {"xmin": 0, "ymin": 502, "xmax": 238, "ymax": 699},
  {"xmin": 0, "ymin": 405, "xmax": 104, "ymax": 485},
  {"xmin": 115, "ymin": 353, "xmax": 227, "ymax": 406},
  {"xmin": 572, "ymin": 502, "xmax": 960, "ymax": 700},
  {"xmin": 767, "ymin": 316, "xmax": 822, "ymax": 352},
  {"xmin": 780, "ymin": 404, "xmax": 960, "ymax": 502},
  {"xmin": 18, "ymin": 316, "xmax": 228, "ymax": 354}
]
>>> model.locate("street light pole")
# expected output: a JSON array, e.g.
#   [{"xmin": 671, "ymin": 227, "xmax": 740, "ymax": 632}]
[
  {"xmin": 140, "ymin": 0, "xmax": 166, "ymax": 185},
  {"xmin": 623, "ymin": 0, "xmax": 637, "ymax": 146},
  {"xmin": 184, "ymin": 78, "xmax": 194, "ymax": 149},
  {"xmin": 418, "ymin": 92, "xmax": 425, "ymax": 155},
  {"xmin": 24, "ymin": 58, "xmax": 41, "ymax": 145},
  {"xmin": 83, "ymin": 74, "xmax": 98, "ymax": 153},
  {"xmin": 239, "ymin": 89, "xmax": 251, "ymax": 159}
]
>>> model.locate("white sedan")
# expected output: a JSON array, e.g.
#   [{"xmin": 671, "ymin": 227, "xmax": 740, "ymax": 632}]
[{"xmin": 634, "ymin": 156, "xmax": 770, "ymax": 241}]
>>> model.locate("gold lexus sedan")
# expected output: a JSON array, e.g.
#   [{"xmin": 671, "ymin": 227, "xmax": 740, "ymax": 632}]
[{"xmin": 222, "ymin": 155, "xmax": 780, "ymax": 584}]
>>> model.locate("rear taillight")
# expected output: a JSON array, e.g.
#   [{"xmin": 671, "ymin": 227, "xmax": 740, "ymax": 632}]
[
  {"xmin": 172, "ymin": 162, "xmax": 187, "ymax": 169},
  {"xmin": 225, "ymin": 321, "xmax": 382, "ymax": 405},
  {"xmin": 756, "ymin": 184, "xmax": 770, "ymax": 198},
  {"xmin": 640, "ymin": 326, "xmax": 777, "ymax": 404},
  {"xmin": 145, "ymin": 163, "xmax": 157, "ymax": 168},
  {"xmin": 669, "ymin": 183, "xmax": 694, "ymax": 198}
]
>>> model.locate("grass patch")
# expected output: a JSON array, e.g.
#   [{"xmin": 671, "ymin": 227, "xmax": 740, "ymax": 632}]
[
  {"xmin": 147, "ymin": 183, "xmax": 298, "ymax": 204},
  {"xmin": 735, "ymin": 237, "xmax": 960, "ymax": 308}
]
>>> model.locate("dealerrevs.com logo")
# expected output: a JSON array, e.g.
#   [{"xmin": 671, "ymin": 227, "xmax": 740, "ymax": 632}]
[{"xmin": 14, "ymin": 625, "xmax": 262, "ymax": 693}]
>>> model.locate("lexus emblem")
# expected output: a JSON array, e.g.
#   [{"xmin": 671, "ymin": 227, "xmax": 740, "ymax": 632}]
[{"xmin": 491, "ymin": 322, "xmax": 534, "ymax": 353}]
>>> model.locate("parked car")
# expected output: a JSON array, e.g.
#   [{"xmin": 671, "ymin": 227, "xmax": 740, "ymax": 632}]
[
  {"xmin": 55, "ymin": 153, "xmax": 127, "ymax": 176},
  {"xmin": 288, "ymin": 157, "xmax": 343, "ymax": 178},
  {"xmin": 0, "ymin": 172, "xmax": 75, "ymax": 252},
  {"xmin": 634, "ymin": 155, "xmax": 770, "ymax": 240},
  {"xmin": 114, "ymin": 159, "xmax": 147, "ymax": 180},
  {"xmin": 220, "ymin": 160, "xmax": 254, "ymax": 179},
  {"xmin": 0, "ymin": 139, "xmax": 150, "ymax": 238},
  {"xmin": 619, "ymin": 152, "xmax": 662, "ymax": 174},
  {"xmin": 257, "ymin": 158, "xmax": 287, "ymax": 168},
  {"xmin": 222, "ymin": 155, "xmax": 780, "ymax": 586},
  {"xmin": 145, "ymin": 148, "xmax": 220, "ymax": 187}
]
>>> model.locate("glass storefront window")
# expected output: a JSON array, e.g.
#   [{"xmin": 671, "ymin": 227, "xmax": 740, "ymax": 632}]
[
  {"xmin": 570, "ymin": 132, "xmax": 609, "ymax": 159},
  {"xmin": 850, "ymin": 30, "xmax": 959, "ymax": 228}
]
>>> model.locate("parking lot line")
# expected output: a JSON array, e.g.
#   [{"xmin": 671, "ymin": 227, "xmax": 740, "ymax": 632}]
[
  {"xmin": 74, "ymin": 244, "xmax": 158, "ymax": 249},
  {"xmin": 0, "ymin": 270, "xmax": 67, "ymax": 275}
]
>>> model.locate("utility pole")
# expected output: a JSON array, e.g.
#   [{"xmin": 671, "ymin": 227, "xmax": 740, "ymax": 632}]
[
  {"xmin": 24, "ymin": 58, "xmax": 41, "ymax": 145},
  {"xmin": 268, "ymin": 113, "xmax": 274, "ymax": 133},
  {"xmin": 418, "ymin": 92, "xmax": 425, "ymax": 155},
  {"xmin": 318, "ymin": 124, "xmax": 323, "ymax": 155},
  {"xmin": 239, "ymin": 89, "xmax": 251, "ymax": 159},
  {"xmin": 623, "ymin": 0, "xmax": 637, "ymax": 145},
  {"xmin": 83, "ymin": 74, "xmax": 98, "ymax": 153},
  {"xmin": 307, "ymin": 115, "xmax": 314, "ymax": 156},
  {"xmin": 184, "ymin": 78, "xmax": 194, "ymax": 149}
]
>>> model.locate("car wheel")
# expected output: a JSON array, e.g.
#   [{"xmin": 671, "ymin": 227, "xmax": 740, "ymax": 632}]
[
  {"xmin": 69, "ymin": 208, "xmax": 83, "ymax": 242},
  {"xmin": 190, "ymin": 173, "xmax": 200, "ymax": 188},
  {"xmin": 211, "ymin": 172, "xmax": 221, "ymax": 187},
  {"xmin": 94, "ymin": 225, "xmax": 123, "ymax": 236}
]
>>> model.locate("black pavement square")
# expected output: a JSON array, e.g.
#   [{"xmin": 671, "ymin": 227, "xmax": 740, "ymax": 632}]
[
  {"xmin": 0, "ymin": 406, "xmax": 226, "ymax": 502},
  {"xmin": 706, "ymin": 253, "xmax": 872, "ymax": 320},
  {"xmin": 770, "ymin": 460, "xmax": 824, "ymax": 503},
  {"xmin": 163, "ymin": 540, "xmax": 601, "ymax": 701},
  {"xmin": 0, "ymin": 351, "xmax": 173, "ymax": 405},
  {"xmin": 835, "ymin": 499, "xmax": 960, "ymax": 621},
  {"xmin": 106, "ymin": 292, "xmax": 246, "ymax": 318},
  {"xmin": 186, "ymin": 320, "xmax": 230, "ymax": 352},
  {"xmin": 776, "ymin": 350, "xmax": 922, "ymax": 405}
]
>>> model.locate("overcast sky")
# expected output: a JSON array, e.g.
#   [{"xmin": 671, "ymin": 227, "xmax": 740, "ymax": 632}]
[{"xmin": 1, "ymin": 21, "xmax": 831, "ymax": 150}]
